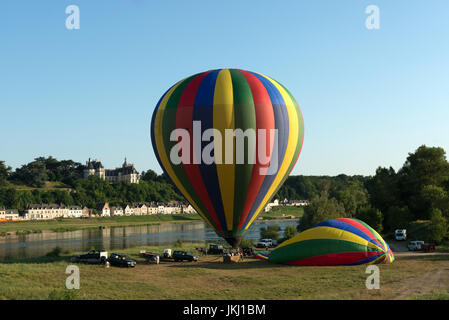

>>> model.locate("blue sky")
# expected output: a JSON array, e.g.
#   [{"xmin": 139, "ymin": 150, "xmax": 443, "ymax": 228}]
[{"xmin": 1, "ymin": 0, "xmax": 448, "ymax": 176}]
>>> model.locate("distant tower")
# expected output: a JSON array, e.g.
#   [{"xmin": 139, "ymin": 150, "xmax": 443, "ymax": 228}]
[{"xmin": 83, "ymin": 158, "xmax": 95, "ymax": 178}]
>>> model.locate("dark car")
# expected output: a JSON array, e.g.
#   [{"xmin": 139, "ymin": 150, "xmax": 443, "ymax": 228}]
[
  {"xmin": 172, "ymin": 250, "xmax": 199, "ymax": 262},
  {"xmin": 71, "ymin": 250, "xmax": 108, "ymax": 264},
  {"xmin": 108, "ymin": 253, "xmax": 136, "ymax": 267}
]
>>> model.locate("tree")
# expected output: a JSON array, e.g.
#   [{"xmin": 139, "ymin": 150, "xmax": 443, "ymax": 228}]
[
  {"xmin": 141, "ymin": 169, "xmax": 158, "ymax": 182},
  {"xmin": 365, "ymin": 167, "xmax": 400, "ymax": 214},
  {"xmin": 281, "ymin": 225, "xmax": 297, "ymax": 243},
  {"xmin": 299, "ymin": 189, "xmax": 347, "ymax": 231},
  {"xmin": 260, "ymin": 224, "xmax": 281, "ymax": 241},
  {"xmin": 356, "ymin": 206, "xmax": 383, "ymax": 233},
  {"xmin": 0, "ymin": 161, "xmax": 12, "ymax": 187},
  {"xmin": 421, "ymin": 185, "xmax": 449, "ymax": 219},
  {"xmin": 397, "ymin": 145, "xmax": 449, "ymax": 220},
  {"xmin": 383, "ymin": 206, "xmax": 412, "ymax": 232},
  {"xmin": 11, "ymin": 161, "xmax": 48, "ymax": 188},
  {"xmin": 427, "ymin": 209, "xmax": 448, "ymax": 244}
]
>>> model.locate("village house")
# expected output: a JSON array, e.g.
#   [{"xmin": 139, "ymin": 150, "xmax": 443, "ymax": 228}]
[
  {"xmin": 264, "ymin": 199, "xmax": 280, "ymax": 212},
  {"xmin": 96, "ymin": 202, "xmax": 110, "ymax": 217},
  {"xmin": 182, "ymin": 204, "xmax": 197, "ymax": 214},
  {"xmin": 0, "ymin": 207, "xmax": 5, "ymax": 220},
  {"xmin": 82, "ymin": 206, "xmax": 91, "ymax": 218},
  {"xmin": 68, "ymin": 206, "xmax": 83, "ymax": 218},
  {"xmin": 147, "ymin": 202, "xmax": 158, "ymax": 215},
  {"xmin": 123, "ymin": 205, "xmax": 133, "ymax": 216},
  {"xmin": 25, "ymin": 204, "xmax": 64, "ymax": 220},
  {"xmin": 5, "ymin": 209, "xmax": 20, "ymax": 221},
  {"xmin": 110, "ymin": 206, "xmax": 124, "ymax": 216}
]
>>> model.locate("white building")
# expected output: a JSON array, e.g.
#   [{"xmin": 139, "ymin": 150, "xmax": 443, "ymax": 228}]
[
  {"xmin": 68, "ymin": 206, "xmax": 83, "ymax": 218},
  {"xmin": 110, "ymin": 206, "xmax": 124, "ymax": 216}
]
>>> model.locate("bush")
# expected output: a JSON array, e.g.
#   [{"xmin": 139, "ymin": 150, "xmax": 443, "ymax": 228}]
[
  {"xmin": 427, "ymin": 209, "xmax": 448, "ymax": 244},
  {"xmin": 239, "ymin": 239, "xmax": 254, "ymax": 248},
  {"xmin": 46, "ymin": 247, "xmax": 62, "ymax": 257},
  {"xmin": 260, "ymin": 225, "xmax": 281, "ymax": 241},
  {"xmin": 174, "ymin": 238, "xmax": 183, "ymax": 247}
]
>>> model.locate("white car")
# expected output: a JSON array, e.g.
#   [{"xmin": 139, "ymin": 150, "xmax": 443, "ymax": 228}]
[
  {"xmin": 256, "ymin": 239, "xmax": 277, "ymax": 248},
  {"xmin": 408, "ymin": 240, "xmax": 424, "ymax": 251}
]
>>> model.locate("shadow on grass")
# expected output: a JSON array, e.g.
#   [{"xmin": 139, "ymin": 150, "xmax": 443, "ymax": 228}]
[
  {"xmin": 398, "ymin": 254, "xmax": 449, "ymax": 262},
  {"xmin": 165, "ymin": 257, "xmax": 290, "ymax": 270},
  {"xmin": 0, "ymin": 255, "xmax": 73, "ymax": 264}
]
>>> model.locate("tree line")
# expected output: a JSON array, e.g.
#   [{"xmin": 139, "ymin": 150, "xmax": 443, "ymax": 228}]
[{"xmin": 1, "ymin": 145, "xmax": 448, "ymax": 243}]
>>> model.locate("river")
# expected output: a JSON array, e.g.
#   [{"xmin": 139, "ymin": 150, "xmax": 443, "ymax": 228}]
[{"xmin": 0, "ymin": 219, "xmax": 298, "ymax": 260}]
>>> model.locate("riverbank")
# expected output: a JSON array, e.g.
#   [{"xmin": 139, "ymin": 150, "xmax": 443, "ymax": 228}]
[
  {"xmin": 0, "ymin": 215, "xmax": 202, "ymax": 237},
  {"xmin": 0, "ymin": 208, "xmax": 303, "ymax": 237},
  {"xmin": 0, "ymin": 244, "xmax": 448, "ymax": 300}
]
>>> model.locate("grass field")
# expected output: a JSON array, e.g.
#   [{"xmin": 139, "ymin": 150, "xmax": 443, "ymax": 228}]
[{"xmin": 1, "ymin": 244, "xmax": 447, "ymax": 300}]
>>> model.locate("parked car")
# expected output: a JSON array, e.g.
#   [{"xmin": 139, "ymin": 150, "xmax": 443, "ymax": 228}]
[
  {"xmin": 108, "ymin": 253, "xmax": 136, "ymax": 267},
  {"xmin": 395, "ymin": 229, "xmax": 407, "ymax": 241},
  {"xmin": 408, "ymin": 240, "xmax": 425, "ymax": 251},
  {"xmin": 208, "ymin": 244, "xmax": 224, "ymax": 254},
  {"xmin": 71, "ymin": 250, "xmax": 108, "ymax": 264},
  {"xmin": 172, "ymin": 250, "xmax": 199, "ymax": 262},
  {"xmin": 256, "ymin": 239, "xmax": 277, "ymax": 248}
]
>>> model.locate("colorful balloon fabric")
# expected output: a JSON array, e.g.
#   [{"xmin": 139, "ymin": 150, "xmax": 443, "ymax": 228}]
[
  {"xmin": 266, "ymin": 218, "xmax": 394, "ymax": 265},
  {"xmin": 254, "ymin": 251, "xmax": 270, "ymax": 261},
  {"xmin": 151, "ymin": 69, "xmax": 304, "ymax": 247}
]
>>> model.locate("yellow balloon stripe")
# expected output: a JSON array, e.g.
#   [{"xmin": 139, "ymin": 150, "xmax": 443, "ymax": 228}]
[
  {"xmin": 154, "ymin": 79, "xmax": 214, "ymax": 229},
  {"xmin": 277, "ymin": 226, "xmax": 384, "ymax": 251},
  {"xmin": 244, "ymin": 74, "xmax": 300, "ymax": 229},
  {"xmin": 213, "ymin": 69, "xmax": 235, "ymax": 230}
]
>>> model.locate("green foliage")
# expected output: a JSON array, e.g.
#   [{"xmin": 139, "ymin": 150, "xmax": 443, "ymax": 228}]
[
  {"xmin": 174, "ymin": 238, "xmax": 183, "ymax": 247},
  {"xmin": 46, "ymin": 246, "xmax": 62, "ymax": 257},
  {"xmin": 239, "ymin": 239, "xmax": 254, "ymax": 248},
  {"xmin": 0, "ymin": 161, "xmax": 12, "ymax": 187},
  {"xmin": 281, "ymin": 225, "xmax": 297, "ymax": 243},
  {"xmin": 47, "ymin": 289, "xmax": 78, "ymax": 300},
  {"xmin": 384, "ymin": 206, "xmax": 412, "ymax": 232},
  {"xmin": 356, "ymin": 206, "xmax": 383, "ymax": 233},
  {"xmin": 427, "ymin": 209, "xmax": 448, "ymax": 244},
  {"xmin": 299, "ymin": 190, "xmax": 348, "ymax": 231},
  {"xmin": 260, "ymin": 224, "xmax": 281, "ymax": 241}
]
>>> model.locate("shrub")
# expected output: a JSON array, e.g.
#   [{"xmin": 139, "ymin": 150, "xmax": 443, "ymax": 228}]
[{"xmin": 46, "ymin": 246, "xmax": 62, "ymax": 257}]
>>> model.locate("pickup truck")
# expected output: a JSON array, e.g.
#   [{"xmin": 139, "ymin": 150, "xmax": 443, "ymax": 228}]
[
  {"xmin": 256, "ymin": 239, "xmax": 277, "ymax": 248},
  {"xmin": 71, "ymin": 250, "xmax": 108, "ymax": 264},
  {"xmin": 172, "ymin": 250, "xmax": 199, "ymax": 262},
  {"xmin": 108, "ymin": 253, "xmax": 136, "ymax": 267}
]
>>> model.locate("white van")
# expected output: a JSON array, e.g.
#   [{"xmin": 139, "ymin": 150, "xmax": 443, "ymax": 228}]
[{"xmin": 395, "ymin": 229, "xmax": 407, "ymax": 241}]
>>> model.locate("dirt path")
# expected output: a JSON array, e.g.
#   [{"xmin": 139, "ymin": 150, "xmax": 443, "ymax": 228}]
[{"xmin": 393, "ymin": 268, "xmax": 448, "ymax": 299}]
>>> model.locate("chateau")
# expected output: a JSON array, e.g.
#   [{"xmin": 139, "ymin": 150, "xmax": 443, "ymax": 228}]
[{"xmin": 84, "ymin": 158, "xmax": 140, "ymax": 184}]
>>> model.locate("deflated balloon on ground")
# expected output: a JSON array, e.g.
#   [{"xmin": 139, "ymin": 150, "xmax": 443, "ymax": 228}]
[{"xmin": 256, "ymin": 218, "xmax": 394, "ymax": 265}]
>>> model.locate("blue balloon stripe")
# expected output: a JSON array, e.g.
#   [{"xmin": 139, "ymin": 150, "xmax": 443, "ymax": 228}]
[
  {"xmin": 242, "ymin": 72, "xmax": 289, "ymax": 228},
  {"xmin": 193, "ymin": 69, "xmax": 228, "ymax": 231}
]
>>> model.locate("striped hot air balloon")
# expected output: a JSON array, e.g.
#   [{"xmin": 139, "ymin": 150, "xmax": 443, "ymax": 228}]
[
  {"xmin": 266, "ymin": 218, "xmax": 394, "ymax": 265},
  {"xmin": 150, "ymin": 69, "xmax": 304, "ymax": 247}
]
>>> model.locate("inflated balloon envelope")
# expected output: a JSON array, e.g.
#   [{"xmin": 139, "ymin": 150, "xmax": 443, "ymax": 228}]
[
  {"xmin": 150, "ymin": 69, "xmax": 304, "ymax": 247},
  {"xmin": 257, "ymin": 218, "xmax": 394, "ymax": 265}
]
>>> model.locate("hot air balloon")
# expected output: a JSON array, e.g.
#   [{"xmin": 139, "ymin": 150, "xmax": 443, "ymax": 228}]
[
  {"xmin": 257, "ymin": 218, "xmax": 394, "ymax": 265},
  {"xmin": 150, "ymin": 69, "xmax": 304, "ymax": 247}
]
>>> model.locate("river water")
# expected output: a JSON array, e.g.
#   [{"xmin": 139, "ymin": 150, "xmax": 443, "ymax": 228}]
[{"xmin": 0, "ymin": 219, "xmax": 298, "ymax": 260}]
